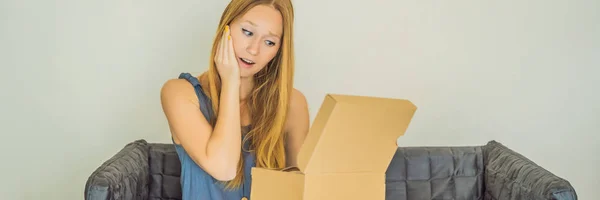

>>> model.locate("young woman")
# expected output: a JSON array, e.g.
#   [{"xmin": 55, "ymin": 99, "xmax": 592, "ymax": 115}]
[{"xmin": 160, "ymin": 0, "xmax": 309, "ymax": 199}]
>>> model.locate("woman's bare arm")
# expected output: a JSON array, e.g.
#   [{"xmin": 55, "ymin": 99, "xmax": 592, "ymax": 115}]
[
  {"xmin": 284, "ymin": 89, "xmax": 310, "ymax": 167},
  {"xmin": 160, "ymin": 78, "xmax": 241, "ymax": 181}
]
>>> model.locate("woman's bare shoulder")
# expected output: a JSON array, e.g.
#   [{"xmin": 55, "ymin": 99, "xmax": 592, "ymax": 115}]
[
  {"xmin": 160, "ymin": 78, "xmax": 199, "ymax": 108},
  {"xmin": 285, "ymin": 88, "xmax": 309, "ymax": 132},
  {"xmin": 290, "ymin": 88, "xmax": 308, "ymax": 110}
]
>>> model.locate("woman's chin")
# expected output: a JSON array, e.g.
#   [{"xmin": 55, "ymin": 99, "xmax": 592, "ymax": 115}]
[{"xmin": 239, "ymin": 70, "xmax": 254, "ymax": 79}]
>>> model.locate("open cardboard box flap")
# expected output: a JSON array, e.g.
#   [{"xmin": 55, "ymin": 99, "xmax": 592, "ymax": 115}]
[
  {"xmin": 296, "ymin": 94, "xmax": 417, "ymax": 174},
  {"xmin": 250, "ymin": 94, "xmax": 417, "ymax": 200}
]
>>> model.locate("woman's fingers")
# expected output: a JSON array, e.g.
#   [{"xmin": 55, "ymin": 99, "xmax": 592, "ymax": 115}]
[
  {"xmin": 214, "ymin": 25, "xmax": 236, "ymax": 68},
  {"xmin": 215, "ymin": 30, "xmax": 224, "ymax": 63},
  {"xmin": 227, "ymin": 31, "xmax": 236, "ymax": 65},
  {"xmin": 224, "ymin": 26, "xmax": 230, "ymax": 64},
  {"xmin": 222, "ymin": 25, "xmax": 230, "ymax": 64},
  {"xmin": 216, "ymin": 26, "xmax": 226, "ymax": 63}
]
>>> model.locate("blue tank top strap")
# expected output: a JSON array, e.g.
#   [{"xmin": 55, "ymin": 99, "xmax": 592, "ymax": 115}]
[{"xmin": 178, "ymin": 72, "xmax": 214, "ymax": 122}]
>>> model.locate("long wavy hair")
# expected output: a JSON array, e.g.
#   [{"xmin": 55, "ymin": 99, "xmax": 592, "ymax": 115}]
[{"xmin": 202, "ymin": 0, "xmax": 294, "ymax": 190}]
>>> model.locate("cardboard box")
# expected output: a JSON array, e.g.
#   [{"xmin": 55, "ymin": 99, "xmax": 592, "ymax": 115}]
[{"xmin": 250, "ymin": 94, "xmax": 417, "ymax": 200}]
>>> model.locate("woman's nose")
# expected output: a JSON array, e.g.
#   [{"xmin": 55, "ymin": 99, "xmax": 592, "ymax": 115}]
[{"xmin": 245, "ymin": 39, "xmax": 260, "ymax": 56}]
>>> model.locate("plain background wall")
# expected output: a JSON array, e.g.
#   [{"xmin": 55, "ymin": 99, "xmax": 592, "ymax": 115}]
[{"xmin": 1, "ymin": 0, "xmax": 598, "ymax": 199}]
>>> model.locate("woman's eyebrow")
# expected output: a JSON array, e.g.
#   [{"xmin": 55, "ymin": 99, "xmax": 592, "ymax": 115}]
[{"xmin": 243, "ymin": 20, "xmax": 281, "ymax": 38}]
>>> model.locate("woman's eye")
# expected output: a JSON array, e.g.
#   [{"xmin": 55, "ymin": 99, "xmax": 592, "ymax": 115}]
[
  {"xmin": 241, "ymin": 28, "xmax": 275, "ymax": 46},
  {"xmin": 265, "ymin": 41, "xmax": 276, "ymax": 46},
  {"xmin": 242, "ymin": 28, "xmax": 253, "ymax": 36}
]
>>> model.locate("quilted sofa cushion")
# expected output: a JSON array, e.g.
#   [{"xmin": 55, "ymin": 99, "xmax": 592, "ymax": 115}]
[
  {"xmin": 148, "ymin": 143, "xmax": 182, "ymax": 200},
  {"xmin": 385, "ymin": 146, "xmax": 485, "ymax": 200},
  {"xmin": 85, "ymin": 139, "xmax": 150, "ymax": 200},
  {"xmin": 482, "ymin": 141, "xmax": 578, "ymax": 200}
]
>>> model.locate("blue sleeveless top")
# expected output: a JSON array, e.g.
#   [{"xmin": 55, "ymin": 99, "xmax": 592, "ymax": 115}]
[{"xmin": 174, "ymin": 72, "xmax": 256, "ymax": 200}]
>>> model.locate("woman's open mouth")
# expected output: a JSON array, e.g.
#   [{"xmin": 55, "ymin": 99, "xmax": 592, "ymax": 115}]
[{"xmin": 239, "ymin": 57, "xmax": 255, "ymax": 68}]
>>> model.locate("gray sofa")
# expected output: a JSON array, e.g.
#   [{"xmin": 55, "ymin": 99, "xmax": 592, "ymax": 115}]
[{"xmin": 84, "ymin": 140, "xmax": 577, "ymax": 200}]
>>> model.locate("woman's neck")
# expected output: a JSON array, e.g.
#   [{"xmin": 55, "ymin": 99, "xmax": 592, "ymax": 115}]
[{"xmin": 239, "ymin": 76, "xmax": 254, "ymax": 102}]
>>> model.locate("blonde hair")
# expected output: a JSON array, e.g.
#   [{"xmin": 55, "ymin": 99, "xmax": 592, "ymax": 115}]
[{"xmin": 203, "ymin": 0, "xmax": 294, "ymax": 190}]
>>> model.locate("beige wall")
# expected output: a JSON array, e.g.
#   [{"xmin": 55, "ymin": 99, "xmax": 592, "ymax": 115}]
[{"xmin": 1, "ymin": 0, "xmax": 598, "ymax": 199}]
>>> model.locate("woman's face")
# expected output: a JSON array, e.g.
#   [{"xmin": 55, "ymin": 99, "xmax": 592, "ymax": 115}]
[{"xmin": 229, "ymin": 5, "xmax": 283, "ymax": 78}]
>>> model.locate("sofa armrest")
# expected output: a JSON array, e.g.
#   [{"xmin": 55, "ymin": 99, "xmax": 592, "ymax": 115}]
[
  {"xmin": 85, "ymin": 140, "xmax": 150, "ymax": 200},
  {"xmin": 483, "ymin": 140, "xmax": 577, "ymax": 200}
]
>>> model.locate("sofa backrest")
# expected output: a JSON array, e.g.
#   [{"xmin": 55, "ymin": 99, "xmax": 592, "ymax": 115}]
[
  {"xmin": 148, "ymin": 143, "xmax": 182, "ymax": 200},
  {"xmin": 146, "ymin": 143, "xmax": 487, "ymax": 200},
  {"xmin": 87, "ymin": 139, "xmax": 577, "ymax": 200},
  {"xmin": 385, "ymin": 145, "xmax": 485, "ymax": 200}
]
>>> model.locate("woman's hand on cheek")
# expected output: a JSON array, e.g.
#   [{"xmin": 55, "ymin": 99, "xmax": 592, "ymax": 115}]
[{"xmin": 214, "ymin": 25, "xmax": 240, "ymax": 84}]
